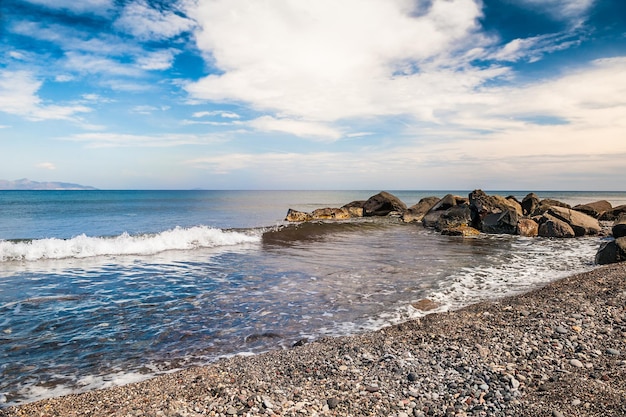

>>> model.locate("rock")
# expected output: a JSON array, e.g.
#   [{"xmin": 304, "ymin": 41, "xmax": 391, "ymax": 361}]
[
  {"xmin": 402, "ymin": 197, "xmax": 440, "ymax": 223},
  {"xmin": 441, "ymin": 225, "xmax": 480, "ymax": 237},
  {"xmin": 311, "ymin": 207, "xmax": 352, "ymax": 220},
  {"xmin": 411, "ymin": 299, "xmax": 440, "ymax": 311},
  {"xmin": 606, "ymin": 348, "xmax": 621, "ymax": 356},
  {"xmin": 538, "ymin": 214, "xmax": 576, "ymax": 238},
  {"xmin": 285, "ymin": 209, "xmax": 312, "ymax": 222},
  {"xmin": 521, "ymin": 193, "xmax": 540, "ymax": 216},
  {"xmin": 363, "ymin": 191, "xmax": 407, "ymax": 216},
  {"xmin": 517, "ymin": 218, "xmax": 539, "ymax": 237},
  {"xmin": 481, "ymin": 209, "xmax": 520, "ymax": 235},
  {"xmin": 546, "ymin": 206, "xmax": 601, "ymax": 236},
  {"xmin": 595, "ymin": 237, "xmax": 626, "ymax": 265},
  {"xmin": 612, "ymin": 215, "xmax": 626, "ymax": 238},
  {"xmin": 327, "ymin": 398, "xmax": 340, "ymax": 409},
  {"xmin": 422, "ymin": 210, "xmax": 445, "ymax": 228},
  {"xmin": 468, "ymin": 190, "xmax": 522, "ymax": 232},
  {"xmin": 407, "ymin": 372, "xmax": 418, "ymax": 382},
  {"xmin": 434, "ymin": 205, "xmax": 472, "ymax": 231},
  {"xmin": 570, "ymin": 359, "xmax": 584, "ymax": 368},
  {"xmin": 600, "ymin": 204, "xmax": 626, "ymax": 221},
  {"xmin": 573, "ymin": 200, "xmax": 612, "ymax": 218},
  {"xmin": 429, "ymin": 194, "xmax": 463, "ymax": 212},
  {"xmin": 531, "ymin": 199, "xmax": 571, "ymax": 216}
]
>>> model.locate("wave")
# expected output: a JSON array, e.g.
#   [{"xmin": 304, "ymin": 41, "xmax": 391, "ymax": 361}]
[{"xmin": 0, "ymin": 226, "xmax": 261, "ymax": 262}]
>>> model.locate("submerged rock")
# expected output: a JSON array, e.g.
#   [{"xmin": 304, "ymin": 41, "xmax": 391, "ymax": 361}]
[{"xmin": 285, "ymin": 209, "xmax": 313, "ymax": 222}]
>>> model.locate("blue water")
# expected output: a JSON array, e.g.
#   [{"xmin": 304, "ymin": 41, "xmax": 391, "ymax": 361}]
[{"xmin": 0, "ymin": 190, "xmax": 624, "ymax": 406}]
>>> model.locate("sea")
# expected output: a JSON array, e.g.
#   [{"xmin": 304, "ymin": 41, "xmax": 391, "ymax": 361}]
[{"xmin": 1, "ymin": 189, "xmax": 625, "ymax": 407}]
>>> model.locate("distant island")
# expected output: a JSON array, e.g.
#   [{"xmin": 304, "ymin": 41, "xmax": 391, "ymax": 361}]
[{"xmin": 0, "ymin": 178, "xmax": 98, "ymax": 190}]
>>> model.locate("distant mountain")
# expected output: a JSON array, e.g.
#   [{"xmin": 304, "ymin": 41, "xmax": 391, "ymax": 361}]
[{"xmin": 0, "ymin": 178, "xmax": 98, "ymax": 190}]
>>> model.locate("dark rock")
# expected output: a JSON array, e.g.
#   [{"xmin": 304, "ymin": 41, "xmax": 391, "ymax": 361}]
[
  {"xmin": 595, "ymin": 237, "xmax": 626, "ymax": 265},
  {"xmin": 469, "ymin": 190, "xmax": 522, "ymax": 232},
  {"xmin": 363, "ymin": 191, "xmax": 407, "ymax": 216},
  {"xmin": 292, "ymin": 339, "xmax": 308, "ymax": 347},
  {"xmin": 422, "ymin": 210, "xmax": 445, "ymax": 228},
  {"xmin": 612, "ymin": 215, "xmax": 626, "ymax": 238},
  {"xmin": 517, "ymin": 218, "xmax": 539, "ymax": 237},
  {"xmin": 573, "ymin": 200, "xmax": 612, "ymax": 218},
  {"xmin": 481, "ymin": 209, "xmax": 520, "ymax": 235},
  {"xmin": 435, "ymin": 205, "xmax": 472, "ymax": 231},
  {"xmin": 538, "ymin": 214, "xmax": 576, "ymax": 238},
  {"xmin": 429, "ymin": 194, "xmax": 463, "ymax": 212},
  {"xmin": 408, "ymin": 372, "xmax": 419, "ymax": 382},
  {"xmin": 546, "ymin": 206, "xmax": 601, "ymax": 236},
  {"xmin": 327, "ymin": 398, "xmax": 340, "ymax": 409},
  {"xmin": 521, "ymin": 193, "xmax": 540, "ymax": 216},
  {"xmin": 600, "ymin": 204, "xmax": 626, "ymax": 221},
  {"xmin": 402, "ymin": 197, "xmax": 440, "ymax": 223},
  {"xmin": 531, "ymin": 199, "xmax": 571, "ymax": 216}
]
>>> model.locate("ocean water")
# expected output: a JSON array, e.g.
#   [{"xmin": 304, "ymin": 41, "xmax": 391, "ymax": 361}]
[{"xmin": 0, "ymin": 190, "xmax": 624, "ymax": 407}]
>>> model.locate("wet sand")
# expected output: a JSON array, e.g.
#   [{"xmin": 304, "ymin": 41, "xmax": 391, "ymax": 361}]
[{"xmin": 3, "ymin": 263, "xmax": 625, "ymax": 417}]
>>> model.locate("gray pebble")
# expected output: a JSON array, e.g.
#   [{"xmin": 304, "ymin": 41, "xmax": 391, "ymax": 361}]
[
  {"xmin": 570, "ymin": 359, "xmax": 584, "ymax": 368},
  {"xmin": 606, "ymin": 348, "xmax": 621, "ymax": 356},
  {"xmin": 555, "ymin": 326, "xmax": 568, "ymax": 334}
]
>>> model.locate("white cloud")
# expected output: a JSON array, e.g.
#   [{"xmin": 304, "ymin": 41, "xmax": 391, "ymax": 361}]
[
  {"xmin": 115, "ymin": 0, "xmax": 195, "ymax": 41},
  {"xmin": 517, "ymin": 0, "xmax": 595, "ymax": 25},
  {"xmin": 37, "ymin": 162, "xmax": 56, "ymax": 170},
  {"xmin": 136, "ymin": 50, "xmax": 179, "ymax": 70},
  {"xmin": 249, "ymin": 116, "xmax": 342, "ymax": 141},
  {"xmin": 0, "ymin": 70, "xmax": 91, "ymax": 121},
  {"xmin": 192, "ymin": 111, "xmax": 241, "ymax": 119},
  {"xmin": 65, "ymin": 132, "xmax": 223, "ymax": 148},
  {"xmin": 185, "ymin": 0, "xmax": 493, "ymax": 122}
]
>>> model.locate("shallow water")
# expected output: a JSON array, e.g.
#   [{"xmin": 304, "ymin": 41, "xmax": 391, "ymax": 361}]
[{"xmin": 0, "ymin": 190, "xmax": 621, "ymax": 406}]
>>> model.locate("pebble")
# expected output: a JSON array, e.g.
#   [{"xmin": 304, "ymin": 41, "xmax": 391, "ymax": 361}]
[
  {"xmin": 569, "ymin": 359, "xmax": 584, "ymax": 368},
  {"xmin": 606, "ymin": 348, "xmax": 621, "ymax": 356},
  {"xmin": 555, "ymin": 326, "xmax": 568, "ymax": 334}
]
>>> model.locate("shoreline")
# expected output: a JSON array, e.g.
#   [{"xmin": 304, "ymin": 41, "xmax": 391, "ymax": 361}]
[{"xmin": 3, "ymin": 264, "xmax": 625, "ymax": 417}]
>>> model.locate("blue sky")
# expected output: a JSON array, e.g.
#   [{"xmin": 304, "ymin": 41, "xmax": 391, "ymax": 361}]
[{"xmin": 0, "ymin": 0, "xmax": 624, "ymax": 190}]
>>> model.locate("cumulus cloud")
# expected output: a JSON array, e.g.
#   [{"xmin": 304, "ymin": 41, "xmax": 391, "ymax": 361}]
[
  {"xmin": 249, "ymin": 116, "xmax": 342, "ymax": 141},
  {"xmin": 0, "ymin": 70, "xmax": 91, "ymax": 121},
  {"xmin": 184, "ymin": 0, "xmax": 497, "ymax": 123},
  {"xmin": 115, "ymin": 0, "xmax": 195, "ymax": 41}
]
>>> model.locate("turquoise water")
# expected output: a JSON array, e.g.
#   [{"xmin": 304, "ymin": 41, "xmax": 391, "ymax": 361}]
[{"xmin": 0, "ymin": 190, "xmax": 623, "ymax": 406}]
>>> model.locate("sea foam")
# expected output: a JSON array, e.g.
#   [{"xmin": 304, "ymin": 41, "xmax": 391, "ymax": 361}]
[{"xmin": 0, "ymin": 226, "xmax": 261, "ymax": 262}]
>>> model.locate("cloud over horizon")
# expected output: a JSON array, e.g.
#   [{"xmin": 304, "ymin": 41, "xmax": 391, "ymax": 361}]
[{"xmin": 0, "ymin": 0, "xmax": 624, "ymax": 189}]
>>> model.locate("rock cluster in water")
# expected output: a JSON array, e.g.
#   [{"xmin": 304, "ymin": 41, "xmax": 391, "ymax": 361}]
[{"xmin": 285, "ymin": 189, "xmax": 626, "ymax": 265}]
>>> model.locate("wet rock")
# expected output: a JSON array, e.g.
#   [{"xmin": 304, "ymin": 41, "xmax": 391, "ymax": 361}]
[
  {"xmin": 612, "ymin": 215, "xmax": 626, "ymax": 238},
  {"xmin": 521, "ymin": 193, "xmax": 540, "ymax": 216},
  {"xmin": 573, "ymin": 200, "xmax": 612, "ymax": 219},
  {"xmin": 546, "ymin": 206, "xmax": 601, "ymax": 236},
  {"xmin": 363, "ymin": 191, "xmax": 407, "ymax": 217},
  {"xmin": 441, "ymin": 225, "xmax": 480, "ymax": 237},
  {"xmin": 595, "ymin": 237, "xmax": 626, "ymax": 265},
  {"xmin": 435, "ymin": 205, "xmax": 472, "ymax": 231},
  {"xmin": 402, "ymin": 197, "xmax": 440, "ymax": 223},
  {"xmin": 600, "ymin": 204, "xmax": 626, "ymax": 221},
  {"xmin": 481, "ymin": 209, "xmax": 520, "ymax": 235},
  {"xmin": 412, "ymin": 299, "xmax": 440, "ymax": 312},
  {"xmin": 285, "ymin": 209, "xmax": 312, "ymax": 222},
  {"xmin": 469, "ymin": 190, "xmax": 522, "ymax": 233},
  {"xmin": 517, "ymin": 218, "xmax": 539, "ymax": 237},
  {"xmin": 538, "ymin": 214, "xmax": 576, "ymax": 238}
]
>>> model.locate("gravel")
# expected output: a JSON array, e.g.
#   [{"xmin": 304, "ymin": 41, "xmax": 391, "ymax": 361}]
[{"xmin": 2, "ymin": 263, "xmax": 625, "ymax": 417}]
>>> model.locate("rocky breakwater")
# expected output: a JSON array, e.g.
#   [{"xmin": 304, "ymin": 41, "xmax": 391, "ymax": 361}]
[{"xmin": 285, "ymin": 189, "xmax": 624, "ymax": 264}]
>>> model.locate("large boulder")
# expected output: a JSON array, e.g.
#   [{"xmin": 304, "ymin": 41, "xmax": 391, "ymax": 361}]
[
  {"xmin": 429, "ymin": 194, "xmax": 465, "ymax": 212},
  {"xmin": 434, "ymin": 205, "xmax": 472, "ymax": 231},
  {"xmin": 482, "ymin": 209, "xmax": 520, "ymax": 235},
  {"xmin": 363, "ymin": 191, "xmax": 407, "ymax": 216},
  {"xmin": 595, "ymin": 237, "xmax": 626, "ymax": 265},
  {"xmin": 573, "ymin": 200, "xmax": 612, "ymax": 219},
  {"xmin": 402, "ymin": 197, "xmax": 440, "ymax": 223},
  {"xmin": 422, "ymin": 210, "xmax": 444, "ymax": 228},
  {"xmin": 521, "ymin": 193, "xmax": 540, "ymax": 216},
  {"xmin": 311, "ymin": 207, "xmax": 355, "ymax": 220},
  {"xmin": 469, "ymin": 189, "xmax": 523, "ymax": 232},
  {"xmin": 546, "ymin": 206, "xmax": 601, "ymax": 236},
  {"xmin": 601, "ymin": 204, "xmax": 626, "ymax": 221},
  {"xmin": 531, "ymin": 199, "xmax": 571, "ymax": 216},
  {"xmin": 613, "ymin": 215, "xmax": 626, "ymax": 238},
  {"xmin": 538, "ymin": 214, "xmax": 576, "ymax": 238},
  {"xmin": 517, "ymin": 218, "xmax": 539, "ymax": 237}
]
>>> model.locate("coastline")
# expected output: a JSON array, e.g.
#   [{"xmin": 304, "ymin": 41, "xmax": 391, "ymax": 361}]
[{"xmin": 3, "ymin": 263, "xmax": 625, "ymax": 417}]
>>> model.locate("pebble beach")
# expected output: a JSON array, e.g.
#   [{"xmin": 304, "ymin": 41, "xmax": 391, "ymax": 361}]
[{"xmin": 2, "ymin": 263, "xmax": 625, "ymax": 417}]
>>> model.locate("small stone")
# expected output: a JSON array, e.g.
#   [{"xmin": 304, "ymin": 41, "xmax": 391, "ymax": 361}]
[
  {"xmin": 407, "ymin": 372, "xmax": 418, "ymax": 382},
  {"xmin": 338, "ymin": 365, "xmax": 348, "ymax": 371},
  {"xmin": 555, "ymin": 326, "xmax": 568, "ymax": 334},
  {"xmin": 510, "ymin": 377, "xmax": 520, "ymax": 389},
  {"xmin": 606, "ymin": 348, "xmax": 621, "ymax": 356},
  {"xmin": 553, "ymin": 411, "xmax": 565, "ymax": 417},
  {"xmin": 262, "ymin": 398, "xmax": 274, "ymax": 409},
  {"xmin": 570, "ymin": 359, "xmax": 584, "ymax": 368},
  {"xmin": 327, "ymin": 398, "xmax": 340, "ymax": 409},
  {"xmin": 572, "ymin": 399, "xmax": 582, "ymax": 406},
  {"xmin": 226, "ymin": 406, "xmax": 238, "ymax": 415},
  {"xmin": 365, "ymin": 386, "xmax": 380, "ymax": 393}
]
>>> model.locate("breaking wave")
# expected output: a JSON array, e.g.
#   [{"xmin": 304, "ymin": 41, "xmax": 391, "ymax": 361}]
[{"xmin": 0, "ymin": 226, "xmax": 261, "ymax": 262}]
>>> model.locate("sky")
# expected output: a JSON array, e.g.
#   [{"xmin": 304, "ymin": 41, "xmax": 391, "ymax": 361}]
[{"xmin": 0, "ymin": 0, "xmax": 625, "ymax": 190}]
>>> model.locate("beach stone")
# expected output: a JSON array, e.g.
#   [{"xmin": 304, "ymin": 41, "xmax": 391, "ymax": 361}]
[
  {"xmin": 441, "ymin": 225, "xmax": 480, "ymax": 237},
  {"xmin": 573, "ymin": 200, "xmax": 612, "ymax": 218},
  {"xmin": 311, "ymin": 207, "xmax": 351, "ymax": 220},
  {"xmin": 408, "ymin": 372, "xmax": 418, "ymax": 382},
  {"xmin": 555, "ymin": 326, "xmax": 569, "ymax": 334},
  {"xmin": 481, "ymin": 209, "xmax": 520, "ymax": 235},
  {"xmin": 402, "ymin": 197, "xmax": 440, "ymax": 223},
  {"xmin": 327, "ymin": 398, "xmax": 340, "ymax": 409},
  {"xmin": 469, "ymin": 190, "xmax": 523, "ymax": 232},
  {"xmin": 570, "ymin": 359, "xmax": 584, "ymax": 368},
  {"xmin": 612, "ymin": 215, "xmax": 626, "ymax": 238},
  {"xmin": 422, "ymin": 210, "xmax": 445, "ymax": 228},
  {"xmin": 412, "ymin": 299, "xmax": 440, "ymax": 312},
  {"xmin": 429, "ymin": 194, "xmax": 463, "ymax": 212},
  {"xmin": 532, "ymin": 198, "xmax": 571, "ymax": 216},
  {"xmin": 517, "ymin": 218, "xmax": 539, "ymax": 237},
  {"xmin": 285, "ymin": 209, "xmax": 312, "ymax": 222},
  {"xmin": 363, "ymin": 191, "xmax": 407, "ymax": 216},
  {"xmin": 606, "ymin": 348, "xmax": 621, "ymax": 356},
  {"xmin": 538, "ymin": 215, "xmax": 576, "ymax": 238},
  {"xmin": 546, "ymin": 206, "xmax": 601, "ymax": 236}
]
